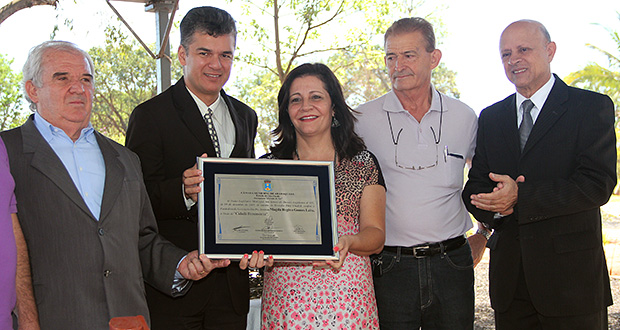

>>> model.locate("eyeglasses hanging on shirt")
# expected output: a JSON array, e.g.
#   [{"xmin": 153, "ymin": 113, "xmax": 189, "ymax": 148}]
[{"xmin": 387, "ymin": 90, "xmax": 443, "ymax": 170}]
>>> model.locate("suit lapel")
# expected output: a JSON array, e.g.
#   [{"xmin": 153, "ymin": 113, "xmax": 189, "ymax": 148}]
[
  {"xmin": 497, "ymin": 95, "xmax": 522, "ymax": 159},
  {"xmin": 222, "ymin": 89, "xmax": 247, "ymax": 157},
  {"xmin": 522, "ymin": 76, "xmax": 569, "ymax": 155},
  {"xmin": 96, "ymin": 133, "xmax": 124, "ymax": 222},
  {"xmin": 21, "ymin": 118, "xmax": 96, "ymax": 221},
  {"xmin": 172, "ymin": 79, "xmax": 217, "ymax": 156}
]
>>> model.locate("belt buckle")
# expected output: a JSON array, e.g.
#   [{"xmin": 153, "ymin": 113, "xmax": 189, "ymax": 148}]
[{"xmin": 413, "ymin": 245, "xmax": 429, "ymax": 258}]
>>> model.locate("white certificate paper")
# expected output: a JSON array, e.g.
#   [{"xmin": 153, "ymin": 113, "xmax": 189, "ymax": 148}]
[
  {"xmin": 214, "ymin": 174, "xmax": 322, "ymax": 245},
  {"xmin": 197, "ymin": 157, "xmax": 338, "ymax": 260}
]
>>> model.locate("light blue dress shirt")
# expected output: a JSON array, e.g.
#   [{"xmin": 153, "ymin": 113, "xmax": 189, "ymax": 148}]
[
  {"xmin": 34, "ymin": 113, "xmax": 190, "ymax": 291},
  {"xmin": 33, "ymin": 113, "xmax": 105, "ymax": 220}
]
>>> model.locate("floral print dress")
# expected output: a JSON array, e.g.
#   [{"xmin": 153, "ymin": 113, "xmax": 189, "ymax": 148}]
[{"xmin": 261, "ymin": 150, "xmax": 384, "ymax": 330}]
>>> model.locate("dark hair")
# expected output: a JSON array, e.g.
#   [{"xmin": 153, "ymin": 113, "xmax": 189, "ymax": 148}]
[
  {"xmin": 384, "ymin": 17, "xmax": 435, "ymax": 52},
  {"xmin": 180, "ymin": 6, "xmax": 237, "ymax": 49},
  {"xmin": 270, "ymin": 63, "xmax": 365, "ymax": 160}
]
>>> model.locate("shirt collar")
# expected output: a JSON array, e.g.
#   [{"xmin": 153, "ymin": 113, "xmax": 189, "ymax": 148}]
[
  {"xmin": 384, "ymin": 85, "xmax": 445, "ymax": 114},
  {"xmin": 33, "ymin": 112, "xmax": 95, "ymax": 144},
  {"xmin": 516, "ymin": 74, "xmax": 555, "ymax": 111},
  {"xmin": 186, "ymin": 88, "xmax": 224, "ymax": 118},
  {"xmin": 429, "ymin": 86, "xmax": 444, "ymax": 114}
]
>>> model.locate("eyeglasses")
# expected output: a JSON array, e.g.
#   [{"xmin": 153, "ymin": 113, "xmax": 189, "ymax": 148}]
[{"xmin": 387, "ymin": 91, "xmax": 443, "ymax": 170}]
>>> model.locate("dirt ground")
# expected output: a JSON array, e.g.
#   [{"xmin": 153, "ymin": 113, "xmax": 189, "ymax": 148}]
[
  {"xmin": 473, "ymin": 197, "xmax": 620, "ymax": 329},
  {"xmin": 473, "ymin": 256, "xmax": 620, "ymax": 329}
]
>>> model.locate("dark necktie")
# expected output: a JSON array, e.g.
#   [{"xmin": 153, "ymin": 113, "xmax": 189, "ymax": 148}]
[
  {"xmin": 204, "ymin": 108, "xmax": 221, "ymax": 157},
  {"xmin": 519, "ymin": 100, "xmax": 534, "ymax": 151}
]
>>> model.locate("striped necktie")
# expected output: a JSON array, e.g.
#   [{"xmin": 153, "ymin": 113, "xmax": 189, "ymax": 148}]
[{"xmin": 204, "ymin": 108, "xmax": 221, "ymax": 157}]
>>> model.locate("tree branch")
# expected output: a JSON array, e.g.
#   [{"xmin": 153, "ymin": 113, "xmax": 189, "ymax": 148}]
[
  {"xmin": 0, "ymin": 0, "xmax": 58, "ymax": 25},
  {"xmin": 244, "ymin": 61, "xmax": 279, "ymax": 76},
  {"xmin": 273, "ymin": 0, "xmax": 285, "ymax": 82},
  {"xmin": 286, "ymin": 1, "xmax": 346, "ymax": 76},
  {"xmin": 296, "ymin": 46, "xmax": 348, "ymax": 58}
]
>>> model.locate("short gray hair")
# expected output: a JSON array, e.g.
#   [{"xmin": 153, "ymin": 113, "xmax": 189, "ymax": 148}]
[
  {"xmin": 384, "ymin": 17, "xmax": 436, "ymax": 52},
  {"xmin": 22, "ymin": 40, "xmax": 95, "ymax": 111}
]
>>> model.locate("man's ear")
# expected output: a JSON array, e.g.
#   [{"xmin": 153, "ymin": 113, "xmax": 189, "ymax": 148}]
[
  {"xmin": 178, "ymin": 45, "xmax": 187, "ymax": 66},
  {"xmin": 25, "ymin": 80, "xmax": 39, "ymax": 104},
  {"xmin": 546, "ymin": 41, "xmax": 557, "ymax": 63},
  {"xmin": 430, "ymin": 49, "xmax": 442, "ymax": 70}
]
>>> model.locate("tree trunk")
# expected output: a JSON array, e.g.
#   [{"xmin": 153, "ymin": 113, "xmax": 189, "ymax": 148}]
[{"xmin": 0, "ymin": 0, "xmax": 58, "ymax": 25}]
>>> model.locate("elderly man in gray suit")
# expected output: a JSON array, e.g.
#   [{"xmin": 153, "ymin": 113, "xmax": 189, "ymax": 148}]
[{"xmin": 1, "ymin": 40, "xmax": 230, "ymax": 330}]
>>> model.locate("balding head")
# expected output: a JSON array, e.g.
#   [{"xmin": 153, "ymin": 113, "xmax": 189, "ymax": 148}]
[{"xmin": 499, "ymin": 20, "xmax": 556, "ymax": 98}]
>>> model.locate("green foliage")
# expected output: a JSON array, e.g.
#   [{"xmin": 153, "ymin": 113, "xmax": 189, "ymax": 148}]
[
  {"xmin": 89, "ymin": 25, "xmax": 182, "ymax": 143},
  {"xmin": 229, "ymin": 0, "xmax": 459, "ymax": 149},
  {"xmin": 326, "ymin": 45, "xmax": 390, "ymax": 107},
  {"xmin": 0, "ymin": 55, "xmax": 27, "ymax": 132},
  {"xmin": 565, "ymin": 14, "xmax": 620, "ymax": 118},
  {"xmin": 565, "ymin": 13, "xmax": 620, "ymax": 193},
  {"xmin": 233, "ymin": 70, "xmax": 281, "ymax": 153},
  {"xmin": 432, "ymin": 63, "xmax": 460, "ymax": 99},
  {"xmin": 565, "ymin": 63, "xmax": 620, "ymax": 117}
]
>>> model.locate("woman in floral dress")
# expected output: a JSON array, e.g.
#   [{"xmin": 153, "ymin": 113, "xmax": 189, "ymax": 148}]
[{"xmin": 259, "ymin": 63, "xmax": 386, "ymax": 329}]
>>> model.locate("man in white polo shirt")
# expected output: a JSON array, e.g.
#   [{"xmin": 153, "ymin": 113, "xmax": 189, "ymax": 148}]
[{"xmin": 355, "ymin": 17, "xmax": 486, "ymax": 329}]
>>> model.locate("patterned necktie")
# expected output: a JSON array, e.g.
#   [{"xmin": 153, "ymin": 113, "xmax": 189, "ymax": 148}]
[
  {"xmin": 204, "ymin": 108, "xmax": 221, "ymax": 157},
  {"xmin": 519, "ymin": 99, "xmax": 534, "ymax": 151}
]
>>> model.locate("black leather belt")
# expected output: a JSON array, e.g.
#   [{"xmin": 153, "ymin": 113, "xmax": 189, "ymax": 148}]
[{"xmin": 383, "ymin": 235, "xmax": 466, "ymax": 258}]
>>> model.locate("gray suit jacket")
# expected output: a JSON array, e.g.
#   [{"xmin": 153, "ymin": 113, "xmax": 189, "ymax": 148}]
[{"xmin": 2, "ymin": 116, "xmax": 188, "ymax": 330}]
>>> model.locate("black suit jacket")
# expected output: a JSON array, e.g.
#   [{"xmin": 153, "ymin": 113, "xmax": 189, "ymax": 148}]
[
  {"xmin": 126, "ymin": 78, "xmax": 258, "ymax": 315},
  {"xmin": 462, "ymin": 75, "xmax": 616, "ymax": 316}
]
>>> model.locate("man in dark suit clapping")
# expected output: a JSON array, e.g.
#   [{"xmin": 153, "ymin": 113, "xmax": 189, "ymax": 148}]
[{"xmin": 463, "ymin": 20, "xmax": 615, "ymax": 329}]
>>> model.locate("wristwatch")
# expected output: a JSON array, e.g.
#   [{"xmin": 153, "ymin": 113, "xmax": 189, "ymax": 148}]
[{"xmin": 476, "ymin": 228, "xmax": 492, "ymax": 240}]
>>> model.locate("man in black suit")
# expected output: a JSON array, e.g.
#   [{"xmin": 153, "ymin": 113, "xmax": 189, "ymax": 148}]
[
  {"xmin": 126, "ymin": 6, "xmax": 258, "ymax": 330},
  {"xmin": 463, "ymin": 20, "xmax": 615, "ymax": 329}
]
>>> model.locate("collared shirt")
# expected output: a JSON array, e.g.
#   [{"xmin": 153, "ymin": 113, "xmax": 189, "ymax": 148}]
[
  {"xmin": 187, "ymin": 88, "xmax": 236, "ymax": 158},
  {"xmin": 355, "ymin": 88, "xmax": 478, "ymax": 246},
  {"xmin": 184, "ymin": 89, "xmax": 238, "ymax": 210},
  {"xmin": 33, "ymin": 113, "xmax": 105, "ymax": 220},
  {"xmin": 34, "ymin": 114, "xmax": 189, "ymax": 289},
  {"xmin": 516, "ymin": 74, "xmax": 555, "ymax": 126}
]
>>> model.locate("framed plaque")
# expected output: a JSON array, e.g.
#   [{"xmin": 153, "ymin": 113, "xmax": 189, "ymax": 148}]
[{"xmin": 197, "ymin": 157, "xmax": 339, "ymax": 261}]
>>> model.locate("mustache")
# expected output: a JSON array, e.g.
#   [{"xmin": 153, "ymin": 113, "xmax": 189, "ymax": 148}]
[{"xmin": 391, "ymin": 70, "xmax": 414, "ymax": 79}]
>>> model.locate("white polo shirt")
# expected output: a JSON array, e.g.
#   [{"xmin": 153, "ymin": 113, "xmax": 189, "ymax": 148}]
[{"xmin": 355, "ymin": 88, "xmax": 478, "ymax": 246}]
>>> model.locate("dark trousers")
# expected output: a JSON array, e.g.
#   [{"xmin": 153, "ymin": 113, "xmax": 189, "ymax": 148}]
[
  {"xmin": 147, "ymin": 269, "xmax": 247, "ymax": 330},
  {"xmin": 372, "ymin": 242, "xmax": 474, "ymax": 330},
  {"xmin": 495, "ymin": 262, "xmax": 608, "ymax": 330}
]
